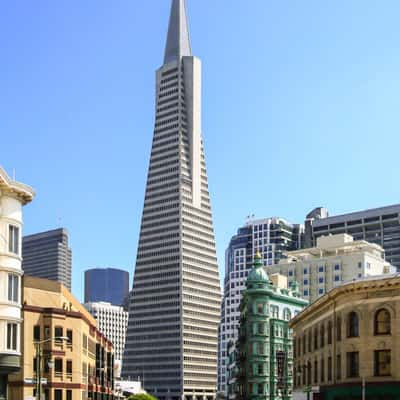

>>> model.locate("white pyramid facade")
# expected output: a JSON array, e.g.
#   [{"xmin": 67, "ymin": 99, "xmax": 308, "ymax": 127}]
[{"xmin": 123, "ymin": 2, "xmax": 221, "ymax": 399}]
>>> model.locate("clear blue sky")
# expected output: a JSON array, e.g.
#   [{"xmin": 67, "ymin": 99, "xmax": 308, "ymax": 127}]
[{"xmin": 2, "ymin": 1, "xmax": 400, "ymax": 302}]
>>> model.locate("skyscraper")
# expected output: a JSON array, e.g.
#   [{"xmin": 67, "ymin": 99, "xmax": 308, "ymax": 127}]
[
  {"xmin": 22, "ymin": 228, "xmax": 72, "ymax": 290},
  {"xmin": 123, "ymin": 2, "xmax": 221, "ymax": 399},
  {"xmin": 217, "ymin": 217, "xmax": 303, "ymax": 393},
  {"xmin": 84, "ymin": 267, "xmax": 129, "ymax": 306}
]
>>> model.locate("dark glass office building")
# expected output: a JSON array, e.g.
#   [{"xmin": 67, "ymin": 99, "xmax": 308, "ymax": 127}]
[{"xmin": 84, "ymin": 268, "xmax": 129, "ymax": 306}]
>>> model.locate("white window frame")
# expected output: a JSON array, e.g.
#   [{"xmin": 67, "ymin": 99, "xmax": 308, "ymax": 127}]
[
  {"xmin": 8, "ymin": 274, "xmax": 19, "ymax": 303},
  {"xmin": 6, "ymin": 322, "xmax": 18, "ymax": 351},
  {"xmin": 8, "ymin": 225, "xmax": 20, "ymax": 255}
]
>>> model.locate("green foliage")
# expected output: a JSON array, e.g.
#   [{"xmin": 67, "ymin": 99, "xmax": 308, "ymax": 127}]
[{"xmin": 126, "ymin": 394, "xmax": 158, "ymax": 400}]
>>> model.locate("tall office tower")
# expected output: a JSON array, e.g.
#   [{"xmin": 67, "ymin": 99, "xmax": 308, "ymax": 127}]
[
  {"xmin": 84, "ymin": 267, "xmax": 129, "ymax": 306},
  {"xmin": 22, "ymin": 228, "xmax": 72, "ymax": 290},
  {"xmin": 123, "ymin": 1, "xmax": 221, "ymax": 399},
  {"xmin": 217, "ymin": 218, "xmax": 303, "ymax": 394},
  {"xmin": 305, "ymin": 204, "xmax": 400, "ymax": 270}
]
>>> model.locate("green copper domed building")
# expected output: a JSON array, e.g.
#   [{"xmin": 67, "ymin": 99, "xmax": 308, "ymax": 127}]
[{"xmin": 228, "ymin": 253, "xmax": 308, "ymax": 400}]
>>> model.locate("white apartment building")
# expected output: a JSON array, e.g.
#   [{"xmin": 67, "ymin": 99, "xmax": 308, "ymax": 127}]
[
  {"xmin": 268, "ymin": 233, "xmax": 394, "ymax": 302},
  {"xmin": 0, "ymin": 166, "xmax": 34, "ymax": 399},
  {"xmin": 84, "ymin": 302, "xmax": 128, "ymax": 374}
]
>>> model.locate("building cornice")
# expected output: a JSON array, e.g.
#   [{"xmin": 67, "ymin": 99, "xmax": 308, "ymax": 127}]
[
  {"xmin": 289, "ymin": 274, "xmax": 400, "ymax": 327},
  {"xmin": 0, "ymin": 166, "xmax": 35, "ymax": 205}
]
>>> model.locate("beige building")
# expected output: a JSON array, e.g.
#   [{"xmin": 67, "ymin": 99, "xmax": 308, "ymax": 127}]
[
  {"xmin": 290, "ymin": 274, "xmax": 400, "ymax": 400},
  {"xmin": 9, "ymin": 276, "xmax": 114, "ymax": 400},
  {"xmin": 268, "ymin": 234, "xmax": 394, "ymax": 302}
]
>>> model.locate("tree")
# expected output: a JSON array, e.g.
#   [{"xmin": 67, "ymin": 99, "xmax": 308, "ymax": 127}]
[{"xmin": 126, "ymin": 394, "xmax": 158, "ymax": 400}]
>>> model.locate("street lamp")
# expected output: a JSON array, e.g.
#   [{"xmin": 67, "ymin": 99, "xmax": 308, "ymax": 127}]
[{"xmin": 34, "ymin": 336, "xmax": 69, "ymax": 400}]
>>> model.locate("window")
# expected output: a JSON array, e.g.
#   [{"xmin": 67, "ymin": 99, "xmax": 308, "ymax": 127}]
[
  {"xmin": 303, "ymin": 279, "xmax": 309, "ymax": 285},
  {"xmin": 318, "ymin": 266, "xmax": 324, "ymax": 273},
  {"xmin": 66, "ymin": 329, "xmax": 73, "ymax": 344},
  {"xmin": 303, "ymin": 290, "xmax": 309, "ymax": 296},
  {"xmin": 336, "ymin": 317, "xmax": 342, "ymax": 341},
  {"xmin": 374, "ymin": 309, "xmax": 391, "ymax": 335},
  {"xmin": 66, "ymin": 360, "xmax": 72, "ymax": 374},
  {"xmin": 288, "ymin": 270, "xmax": 294, "ymax": 277},
  {"xmin": 6, "ymin": 323, "xmax": 17, "ymax": 351},
  {"xmin": 347, "ymin": 352, "xmax": 359, "ymax": 378},
  {"xmin": 327, "ymin": 320, "xmax": 332, "ymax": 344},
  {"xmin": 8, "ymin": 274, "xmax": 19, "ymax": 303},
  {"xmin": 320, "ymin": 325, "xmax": 325, "ymax": 347},
  {"xmin": 320, "ymin": 358, "xmax": 325, "ymax": 382},
  {"xmin": 271, "ymin": 305, "xmax": 279, "ymax": 318},
  {"xmin": 66, "ymin": 390, "xmax": 72, "ymax": 400},
  {"xmin": 318, "ymin": 277, "xmax": 324, "ymax": 284},
  {"xmin": 303, "ymin": 268, "xmax": 308, "ymax": 275},
  {"xmin": 54, "ymin": 389, "xmax": 62, "ymax": 400},
  {"xmin": 257, "ymin": 383, "xmax": 264, "ymax": 395},
  {"xmin": 33, "ymin": 357, "xmax": 38, "ymax": 373},
  {"xmin": 257, "ymin": 342, "xmax": 264, "ymax": 355},
  {"xmin": 328, "ymin": 356, "xmax": 332, "ymax": 381},
  {"xmin": 334, "ymin": 275, "xmax": 340, "ymax": 282},
  {"xmin": 358, "ymin": 262, "xmax": 362, "ymax": 269},
  {"xmin": 8, "ymin": 225, "xmax": 19, "ymax": 254},
  {"xmin": 308, "ymin": 331, "xmax": 312, "ymax": 352},
  {"xmin": 314, "ymin": 328, "xmax": 318, "ymax": 350},
  {"xmin": 348, "ymin": 312, "xmax": 359, "ymax": 337},
  {"xmin": 257, "ymin": 364, "xmax": 263, "ymax": 375},
  {"xmin": 283, "ymin": 308, "xmax": 291, "ymax": 321},
  {"xmin": 374, "ymin": 350, "xmax": 391, "ymax": 376},
  {"xmin": 54, "ymin": 326, "xmax": 63, "ymax": 341},
  {"xmin": 257, "ymin": 323, "xmax": 264, "ymax": 335},
  {"xmin": 319, "ymin": 288, "xmax": 324, "ymax": 295},
  {"xmin": 33, "ymin": 326, "xmax": 40, "ymax": 341},
  {"xmin": 334, "ymin": 264, "xmax": 340, "ymax": 271},
  {"xmin": 336, "ymin": 354, "xmax": 341, "ymax": 380},
  {"xmin": 54, "ymin": 358, "xmax": 63, "ymax": 373},
  {"xmin": 44, "ymin": 326, "xmax": 50, "ymax": 339},
  {"xmin": 314, "ymin": 359, "xmax": 318, "ymax": 383},
  {"xmin": 257, "ymin": 303, "xmax": 263, "ymax": 314}
]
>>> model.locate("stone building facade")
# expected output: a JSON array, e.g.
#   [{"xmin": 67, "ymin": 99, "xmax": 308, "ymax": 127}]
[{"xmin": 290, "ymin": 274, "xmax": 400, "ymax": 400}]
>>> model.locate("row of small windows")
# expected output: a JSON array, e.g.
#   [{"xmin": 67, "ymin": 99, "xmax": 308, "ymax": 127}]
[{"xmin": 296, "ymin": 349, "xmax": 392, "ymax": 387}]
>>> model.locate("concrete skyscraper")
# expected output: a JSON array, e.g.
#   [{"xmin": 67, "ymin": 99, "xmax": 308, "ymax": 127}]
[
  {"xmin": 22, "ymin": 228, "xmax": 72, "ymax": 290},
  {"xmin": 123, "ymin": 1, "xmax": 221, "ymax": 400}
]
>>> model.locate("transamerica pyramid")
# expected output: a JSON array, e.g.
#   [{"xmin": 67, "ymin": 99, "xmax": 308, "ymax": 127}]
[{"xmin": 122, "ymin": 1, "xmax": 221, "ymax": 399}]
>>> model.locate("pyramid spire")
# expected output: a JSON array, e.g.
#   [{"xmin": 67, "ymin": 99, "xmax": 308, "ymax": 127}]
[{"xmin": 164, "ymin": 0, "xmax": 192, "ymax": 64}]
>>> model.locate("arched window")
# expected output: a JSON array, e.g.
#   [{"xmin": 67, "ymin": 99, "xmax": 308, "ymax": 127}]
[
  {"xmin": 283, "ymin": 308, "xmax": 292, "ymax": 321},
  {"xmin": 374, "ymin": 309, "xmax": 391, "ymax": 335},
  {"xmin": 348, "ymin": 312, "xmax": 359, "ymax": 338},
  {"xmin": 320, "ymin": 324, "xmax": 325, "ymax": 347},
  {"xmin": 327, "ymin": 320, "xmax": 332, "ymax": 344}
]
